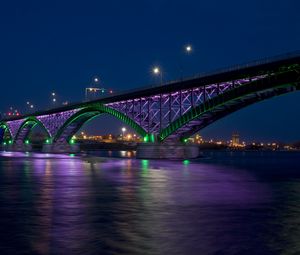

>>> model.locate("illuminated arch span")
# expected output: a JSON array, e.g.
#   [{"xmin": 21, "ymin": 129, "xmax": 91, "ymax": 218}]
[
  {"xmin": 14, "ymin": 117, "xmax": 51, "ymax": 143},
  {"xmin": 0, "ymin": 121, "xmax": 12, "ymax": 141},
  {"xmin": 53, "ymin": 104, "xmax": 147, "ymax": 143},
  {"xmin": 159, "ymin": 68, "xmax": 300, "ymax": 142}
]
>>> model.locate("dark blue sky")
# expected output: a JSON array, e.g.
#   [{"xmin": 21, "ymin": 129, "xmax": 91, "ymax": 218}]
[{"xmin": 0, "ymin": 0, "xmax": 299, "ymax": 142}]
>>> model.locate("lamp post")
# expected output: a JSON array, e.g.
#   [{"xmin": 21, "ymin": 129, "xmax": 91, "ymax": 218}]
[
  {"xmin": 152, "ymin": 66, "xmax": 162, "ymax": 86},
  {"xmin": 121, "ymin": 127, "xmax": 126, "ymax": 141},
  {"xmin": 26, "ymin": 102, "xmax": 34, "ymax": 113},
  {"xmin": 185, "ymin": 44, "xmax": 192, "ymax": 54},
  {"xmin": 51, "ymin": 92, "xmax": 56, "ymax": 106},
  {"xmin": 179, "ymin": 44, "xmax": 193, "ymax": 80}
]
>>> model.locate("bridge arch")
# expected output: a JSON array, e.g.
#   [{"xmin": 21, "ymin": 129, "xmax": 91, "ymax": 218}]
[
  {"xmin": 159, "ymin": 70, "xmax": 299, "ymax": 142},
  {"xmin": 53, "ymin": 104, "xmax": 147, "ymax": 144},
  {"xmin": 0, "ymin": 122, "xmax": 13, "ymax": 143},
  {"xmin": 14, "ymin": 117, "xmax": 51, "ymax": 144}
]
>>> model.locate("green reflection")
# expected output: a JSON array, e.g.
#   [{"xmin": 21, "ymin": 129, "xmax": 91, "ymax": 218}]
[
  {"xmin": 141, "ymin": 160, "xmax": 149, "ymax": 175},
  {"xmin": 183, "ymin": 159, "xmax": 190, "ymax": 165}
]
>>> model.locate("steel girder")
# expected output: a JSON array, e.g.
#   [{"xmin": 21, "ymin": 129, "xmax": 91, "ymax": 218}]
[
  {"xmin": 52, "ymin": 104, "xmax": 148, "ymax": 144},
  {"xmin": 13, "ymin": 117, "xmax": 52, "ymax": 144},
  {"xmin": 0, "ymin": 122, "xmax": 13, "ymax": 143},
  {"xmin": 1, "ymin": 63, "xmax": 299, "ymax": 145},
  {"xmin": 105, "ymin": 74, "xmax": 267, "ymax": 138},
  {"xmin": 159, "ymin": 67, "xmax": 300, "ymax": 141}
]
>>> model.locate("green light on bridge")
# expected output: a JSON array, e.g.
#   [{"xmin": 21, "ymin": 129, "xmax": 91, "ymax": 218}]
[
  {"xmin": 45, "ymin": 139, "xmax": 50, "ymax": 144},
  {"xmin": 70, "ymin": 139, "xmax": 76, "ymax": 144},
  {"xmin": 143, "ymin": 136, "xmax": 149, "ymax": 143},
  {"xmin": 143, "ymin": 134, "xmax": 155, "ymax": 143},
  {"xmin": 8, "ymin": 140, "xmax": 12, "ymax": 145},
  {"xmin": 3, "ymin": 142, "xmax": 7, "ymax": 146},
  {"xmin": 25, "ymin": 140, "xmax": 30, "ymax": 144}
]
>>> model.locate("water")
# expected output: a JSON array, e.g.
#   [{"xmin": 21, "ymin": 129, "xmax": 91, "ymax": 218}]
[{"xmin": 0, "ymin": 151, "xmax": 299, "ymax": 254}]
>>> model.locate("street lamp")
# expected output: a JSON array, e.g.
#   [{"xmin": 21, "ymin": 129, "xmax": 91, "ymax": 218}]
[
  {"xmin": 51, "ymin": 92, "xmax": 56, "ymax": 106},
  {"xmin": 179, "ymin": 44, "xmax": 193, "ymax": 80},
  {"xmin": 185, "ymin": 44, "xmax": 192, "ymax": 54},
  {"xmin": 26, "ymin": 102, "xmax": 34, "ymax": 112},
  {"xmin": 121, "ymin": 127, "xmax": 126, "ymax": 141},
  {"xmin": 152, "ymin": 66, "xmax": 162, "ymax": 85}
]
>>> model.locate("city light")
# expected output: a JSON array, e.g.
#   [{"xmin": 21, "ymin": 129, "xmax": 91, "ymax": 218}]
[
  {"xmin": 121, "ymin": 127, "xmax": 126, "ymax": 141},
  {"xmin": 185, "ymin": 45, "xmax": 192, "ymax": 53},
  {"xmin": 51, "ymin": 92, "xmax": 57, "ymax": 106},
  {"xmin": 152, "ymin": 66, "xmax": 163, "ymax": 85},
  {"xmin": 153, "ymin": 67, "xmax": 160, "ymax": 74}
]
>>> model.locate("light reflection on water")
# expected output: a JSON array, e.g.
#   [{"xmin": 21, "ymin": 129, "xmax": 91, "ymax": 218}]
[{"xmin": 0, "ymin": 151, "xmax": 299, "ymax": 254}]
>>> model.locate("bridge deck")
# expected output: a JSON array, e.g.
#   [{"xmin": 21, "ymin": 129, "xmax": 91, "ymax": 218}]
[{"xmin": 3, "ymin": 51, "xmax": 300, "ymax": 122}]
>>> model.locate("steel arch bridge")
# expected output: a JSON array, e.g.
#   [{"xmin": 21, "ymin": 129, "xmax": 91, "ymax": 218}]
[{"xmin": 0, "ymin": 52, "xmax": 299, "ymax": 149}]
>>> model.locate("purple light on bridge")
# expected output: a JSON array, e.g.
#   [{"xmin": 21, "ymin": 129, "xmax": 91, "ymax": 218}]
[
  {"xmin": 6, "ymin": 119, "xmax": 25, "ymax": 140},
  {"xmin": 37, "ymin": 109, "xmax": 81, "ymax": 137},
  {"xmin": 104, "ymin": 74, "xmax": 269, "ymax": 134}
]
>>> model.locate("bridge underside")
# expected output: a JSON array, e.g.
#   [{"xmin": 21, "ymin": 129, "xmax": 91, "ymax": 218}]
[
  {"xmin": 14, "ymin": 121, "xmax": 36, "ymax": 144},
  {"xmin": 54, "ymin": 111, "xmax": 100, "ymax": 144},
  {"xmin": 159, "ymin": 68, "xmax": 300, "ymax": 142},
  {"xmin": 164, "ymin": 84, "xmax": 298, "ymax": 142}
]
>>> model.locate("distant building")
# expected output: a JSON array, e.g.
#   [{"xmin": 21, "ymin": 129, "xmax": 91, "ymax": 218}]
[{"xmin": 232, "ymin": 132, "xmax": 240, "ymax": 146}]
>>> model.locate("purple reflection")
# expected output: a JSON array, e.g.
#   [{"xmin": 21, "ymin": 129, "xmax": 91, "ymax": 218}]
[{"xmin": 1, "ymin": 151, "xmax": 297, "ymax": 254}]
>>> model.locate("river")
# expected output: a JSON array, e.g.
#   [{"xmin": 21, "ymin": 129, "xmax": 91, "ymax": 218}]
[{"xmin": 0, "ymin": 150, "xmax": 299, "ymax": 254}]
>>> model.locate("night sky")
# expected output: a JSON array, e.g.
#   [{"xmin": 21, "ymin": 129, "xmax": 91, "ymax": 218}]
[{"xmin": 0, "ymin": 0, "xmax": 299, "ymax": 142}]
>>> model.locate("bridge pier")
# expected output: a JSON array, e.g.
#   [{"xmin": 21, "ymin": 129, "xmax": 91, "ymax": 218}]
[
  {"xmin": 0, "ymin": 143, "xmax": 32, "ymax": 152},
  {"xmin": 136, "ymin": 142, "xmax": 200, "ymax": 159},
  {"xmin": 42, "ymin": 143, "xmax": 80, "ymax": 154},
  {"xmin": 14, "ymin": 143, "xmax": 33, "ymax": 152}
]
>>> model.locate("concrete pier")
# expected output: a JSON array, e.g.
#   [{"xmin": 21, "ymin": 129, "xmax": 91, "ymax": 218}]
[
  {"xmin": 42, "ymin": 143, "xmax": 80, "ymax": 153},
  {"xmin": 136, "ymin": 143, "xmax": 200, "ymax": 159},
  {"xmin": 1, "ymin": 144, "xmax": 32, "ymax": 152}
]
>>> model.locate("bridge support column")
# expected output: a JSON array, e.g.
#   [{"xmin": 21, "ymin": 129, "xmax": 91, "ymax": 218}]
[
  {"xmin": 0, "ymin": 144, "xmax": 13, "ymax": 151},
  {"xmin": 136, "ymin": 142, "xmax": 200, "ymax": 159},
  {"xmin": 42, "ymin": 143, "xmax": 80, "ymax": 154},
  {"xmin": 0, "ymin": 143, "xmax": 33, "ymax": 152},
  {"xmin": 13, "ymin": 143, "xmax": 33, "ymax": 152}
]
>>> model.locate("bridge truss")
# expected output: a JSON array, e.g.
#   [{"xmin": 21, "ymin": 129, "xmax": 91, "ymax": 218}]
[{"xmin": 0, "ymin": 54, "xmax": 299, "ymax": 146}]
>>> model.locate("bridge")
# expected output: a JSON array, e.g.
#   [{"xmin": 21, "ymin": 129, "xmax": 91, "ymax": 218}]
[{"xmin": 0, "ymin": 52, "xmax": 299, "ymax": 158}]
